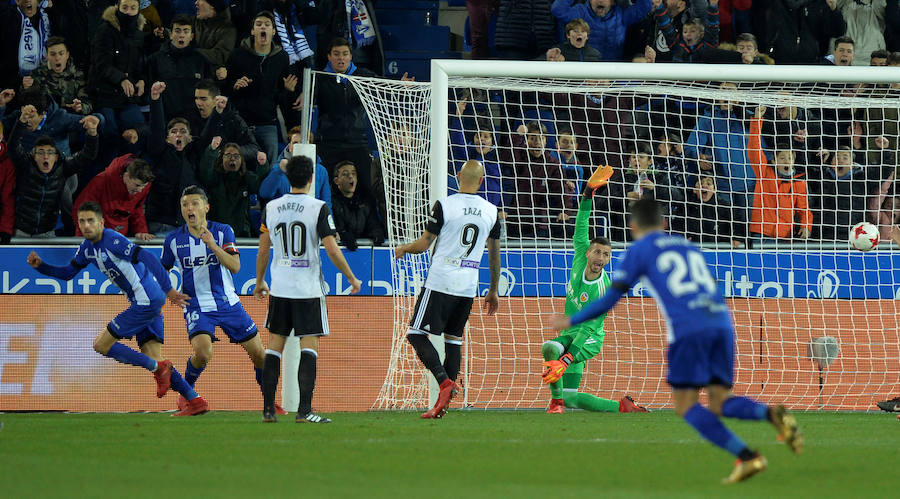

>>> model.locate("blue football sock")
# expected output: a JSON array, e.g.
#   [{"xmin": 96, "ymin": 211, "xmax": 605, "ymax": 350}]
[
  {"xmin": 254, "ymin": 366, "xmax": 263, "ymax": 391},
  {"xmin": 184, "ymin": 357, "xmax": 205, "ymax": 388},
  {"xmin": 683, "ymin": 403, "xmax": 748, "ymax": 457},
  {"xmin": 106, "ymin": 343, "xmax": 157, "ymax": 372},
  {"xmin": 169, "ymin": 367, "xmax": 199, "ymax": 400},
  {"xmin": 721, "ymin": 396, "xmax": 769, "ymax": 421}
]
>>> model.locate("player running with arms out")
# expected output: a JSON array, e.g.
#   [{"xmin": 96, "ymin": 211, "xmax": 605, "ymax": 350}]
[
  {"xmin": 541, "ymin": 178, "xmax": 648, "ymax": 414},
  {"xmin": 395, "ymin": 160, "xmax": 501, "ymax": 419},
  {"xmin": 27, "ymin": 202, "xmax": 209, "ymax": 416},
  {"xmin": 161, "ymin": 185, "xmax": 286, "ymax": 414},
  {"xmin": 550, "ymin": 199, "xmax": 803, "ymax": 484},
  {"xmin": 254, "ymin": 155, "xmax": 362, "ymax": 423}
]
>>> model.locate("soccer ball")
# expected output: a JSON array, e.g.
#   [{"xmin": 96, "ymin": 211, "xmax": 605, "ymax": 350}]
[{"xmin": 849, "ymin": 222, "xmax": 879, "ymax": 252}]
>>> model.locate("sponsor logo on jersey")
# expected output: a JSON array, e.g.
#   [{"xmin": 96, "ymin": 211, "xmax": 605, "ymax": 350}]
[
  {"xmin": 290, "ymin": 259, "xmax": 310, "ymax": 268},
  {"xmin": 579, "ymin": 291, "xmax": 589, "ymax": 303}
]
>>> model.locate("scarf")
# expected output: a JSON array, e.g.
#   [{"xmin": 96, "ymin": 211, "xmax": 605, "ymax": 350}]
[
  {"xmin": 324, "ymin": 60, "xmax": 358, "ymax": 83},
  {"xmin": 274, "ymin": 5, "xmax": 313, "ymax": 64},
  {"xmin": 18, "ymin": 8, "xmax": 50, "ymax": 76},
  {"xmin": 345, "ymin": 0, "xmax": 376, "ymax": 48}
]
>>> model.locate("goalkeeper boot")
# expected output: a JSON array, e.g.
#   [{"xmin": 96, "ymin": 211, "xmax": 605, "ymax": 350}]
[
  {"xmin": 876, "ymin": 397, "xmax": 900, "ymax": 412},
  {"xmin": 722, "ymin": 455, "xmax": 767, "ymax": 484},
  {"xmin": 297, "ymin": 412, "xmax": 332, "ymax": 424},
  {"xmin": 769, "ymin": 405, "xmax": 803, "ymax": 454},
  {"xmin": 421, "ymin": 379, "xmax": 460, "ymax": 419},
  {"xmin": 547, "ymin": 398, "xmax": 565, "ymax": 414},
  {"xmin": 619, "ymin": 395, "xmax": 649, "ymax": 413},
  {"xmin": 153, "ymin": 359, "xmax": 173, "ymax": 398},
  {"xmin": 173, "ymin": 396, "xmax": 209, "ymax": 417}
]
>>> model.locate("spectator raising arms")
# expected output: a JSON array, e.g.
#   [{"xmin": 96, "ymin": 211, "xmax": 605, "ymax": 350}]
[
  {"xmin": 191, "ymin": 82, "xmax": 263, "ymax": 168},
  {"xmin": 1, "ymin": 89, "xmax": 103, "ymax": 156},
  {"xmin": 747, "ymin": 107, "xmax": 813, "ymax": 241},
  {"xmin": 10, "ymin": 112, "xmax": 99, "ymax": 237},
  {"xmin": 551, "ymin": 0, "xmax": 652, "ymax": 61},
  {"xmin": 22, "ymin": 37, "xmax": 93, "ymax": 116},
  {"xmin": 260, "ymin": 126, "xmax": 331, "ymax": 208},
  {"xmin": 73, "ymin": 155, "xmax": 154, "ymax": 240}
]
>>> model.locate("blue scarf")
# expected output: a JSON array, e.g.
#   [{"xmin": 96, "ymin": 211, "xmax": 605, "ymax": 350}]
[
  {"xmin": 274, "ymin": 4, "xmax": 314, "ymax": 65},
  {"xmin": 324, "ymin": 60, "xmax": 358, "ymax": 83},
  {"xmin": 346, "ymin": 0, "xmax": 376, "ymax": 48},
  {"xmin": 18, "ymin": 7, "xmax": 50, "ymax": 76}
]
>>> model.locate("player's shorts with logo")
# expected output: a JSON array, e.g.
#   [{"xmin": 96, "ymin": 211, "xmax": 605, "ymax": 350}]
[
  {"xmin": 108, "ymin": 301, "xmax": 165, "ymax": 347},
  {"xmin": 408, "ymin": 287, "xmax": 474, "ymax": 336},
  {"xmin": 266, "ymin": 296, "xmax": 329, "ymax": 337},
  {"xmin": 185, "ymin": 304, "xmax": 258, "ymax": 343},
  {"xmin": 666, "ymin": 327, "xmax": 734, "ymax": 388}
]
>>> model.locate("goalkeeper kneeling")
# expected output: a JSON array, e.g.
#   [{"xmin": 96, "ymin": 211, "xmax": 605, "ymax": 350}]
[{"xmin": 541, "ymin": 167, "xmax": 649, "ymax": 414}]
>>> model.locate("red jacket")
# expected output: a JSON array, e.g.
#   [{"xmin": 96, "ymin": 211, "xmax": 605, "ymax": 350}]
[
  {"xmin": 0, "ymin": 142, "xmax": 14, "ymax": 236},
  {"xmin": 74, "ymin": 154, "xmax": 151, "ymax": 236},
  {"xmin": 748, "ymin": 117, "xmax": 813, "ymax": 239}
]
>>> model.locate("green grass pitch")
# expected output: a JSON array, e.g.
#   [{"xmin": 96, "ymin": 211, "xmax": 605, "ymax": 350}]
[{"xmin": 0, "ymin": 411, "xmax": 895, "ymax": 498}]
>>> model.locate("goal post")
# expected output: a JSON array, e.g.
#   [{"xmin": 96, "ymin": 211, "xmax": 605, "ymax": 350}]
[{"xmin": 328, "ymin": 61, "xmax": 900, "ymax": 412}]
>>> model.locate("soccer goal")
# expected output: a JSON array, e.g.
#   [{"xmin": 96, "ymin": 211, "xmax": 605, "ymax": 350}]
[{"xmin": 337, "ymin": 61, "xmax": 900, "ymax": 412}]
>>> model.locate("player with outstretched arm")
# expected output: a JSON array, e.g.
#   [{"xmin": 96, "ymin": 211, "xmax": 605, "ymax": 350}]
[
  {"xmin": 395, "ymin": 160, "xmax": 501, "ymax": 419},
  {"xmin": 254, "ymin": 155, "xmax": 362, "ymax": 423},
  {"xmin": 161, "ymin": 185, "xmax": 286, "ymax": 415},
  {"xmin": 541, "ymin": 176, "xmax": 648, "ymax": 414},
  {"xmin": 549, "ymin": 199, "xmax": 802, "ymax": 483},
  {"xmin": 27, "ymin": 202, "xmax": 208, "ymax": 416}
]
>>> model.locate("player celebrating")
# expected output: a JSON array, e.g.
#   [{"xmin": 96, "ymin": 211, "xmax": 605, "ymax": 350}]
[
  {"xmin": 395, "ymin": 160, "xmax": 501, "ymax": 419},
  {"xmin": 161, "ymin": 185, "xmax": 286, "ymax": 414},
  {"xmin": 541, "ymin": 181, "xmax": 648, "ymax": 414},
  {"xmin": 254, "ymin": 155, "xmax": 362, "ymax": 423},
  {"xmin": 550, "ymin": 199, "xmax": 802, "ymax": 483},
  {"xmin": 27, "ymin": 202, "xmax": 208, "ymax": 416}
]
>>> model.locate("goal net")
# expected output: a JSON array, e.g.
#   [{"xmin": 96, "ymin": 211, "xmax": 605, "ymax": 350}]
[{"xmin": 335, "ymin": 61, "xmax": 900, "ymax": 411}]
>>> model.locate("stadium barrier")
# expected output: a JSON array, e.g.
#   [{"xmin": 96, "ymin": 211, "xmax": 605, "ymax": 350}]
[{"xmin": 2, "ymin": 245, "xmax": 898, "ymax": 411}]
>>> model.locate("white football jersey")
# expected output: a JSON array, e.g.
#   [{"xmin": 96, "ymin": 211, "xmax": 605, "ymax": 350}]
[
  {"xmin": 424, "ymin": 193, "xmax": 501, "ymax": 298},
  {"xmin": 262, "ymin": 193, "xmax": 336, "ymax": 299}
]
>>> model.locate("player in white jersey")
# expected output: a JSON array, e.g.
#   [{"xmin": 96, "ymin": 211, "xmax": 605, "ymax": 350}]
[
  {"xmin": 161, "ymin": 186, "xmax": 287, "ymax": 414},
  {"xmin": 395, "ymin": 160, "xmax": 502, "ymax": 419},
  {"xmin": 254, "ymin": 155, "xmax": 362, "ymax": 423}
]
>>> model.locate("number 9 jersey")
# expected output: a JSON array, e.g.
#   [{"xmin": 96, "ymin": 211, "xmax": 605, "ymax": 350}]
[
  {"xmin": 423, "ymin": 193, "xmax": 501, "ymax": 298},
  {"xmin": 261, "ymin": 193, "xmax": 337, "ymax": 299}
]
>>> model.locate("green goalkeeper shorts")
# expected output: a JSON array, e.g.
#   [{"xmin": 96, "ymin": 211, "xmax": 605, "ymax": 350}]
[{"xmin": 549, "ymin": 330, "xmax": 605, "ymax": 374}]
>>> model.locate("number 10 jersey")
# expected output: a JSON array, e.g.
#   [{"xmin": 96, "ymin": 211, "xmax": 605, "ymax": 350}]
[
  {"xmin": 261, "ymin": 193, "xmax": 337, "ymax": 299},
  {"xmin": 424, "ymin": 193, "xmax": 501, "ymax": 298}
]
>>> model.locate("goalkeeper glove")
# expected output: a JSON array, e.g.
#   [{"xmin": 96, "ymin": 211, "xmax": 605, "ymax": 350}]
[
  {"xmin": 541, "ymin": 352, "xmax": 574, "ymax": 384},
  {"xmin": 583, "ymin": 164, "xmax": 614, "ymax": 198}
]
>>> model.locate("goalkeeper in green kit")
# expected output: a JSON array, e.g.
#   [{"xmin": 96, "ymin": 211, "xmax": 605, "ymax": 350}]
[{"xmin": 541, "ymin": 166, "xmax": 649, "ymax": 414}]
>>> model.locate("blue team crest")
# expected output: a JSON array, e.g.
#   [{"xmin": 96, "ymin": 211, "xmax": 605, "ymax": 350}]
[{"xmin": 579, "ymin": 291, "xmax": 589, "ymax": 303}]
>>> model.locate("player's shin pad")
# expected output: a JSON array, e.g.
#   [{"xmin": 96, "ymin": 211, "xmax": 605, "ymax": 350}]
[{"xmin": 542, "ymin": 353, "xmax": 574, "ymax": 384}]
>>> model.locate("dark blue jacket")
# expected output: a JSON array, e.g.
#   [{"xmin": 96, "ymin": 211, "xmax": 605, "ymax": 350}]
[{"xmin": 551, "ymin": 0, "xmax": 652, "ymax": 61}]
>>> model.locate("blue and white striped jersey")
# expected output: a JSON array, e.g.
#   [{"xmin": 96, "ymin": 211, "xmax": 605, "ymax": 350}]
[
  {"xmin": 161, "ymin": 222, "xmax": 241, "ymax": 312},
  {"xmin": 72, "ymin": 229, "xmax": 166, "ymax": 306}
]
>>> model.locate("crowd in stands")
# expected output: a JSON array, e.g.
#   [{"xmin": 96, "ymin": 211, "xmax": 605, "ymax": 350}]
[
  {"xmin": 0, "ymin": 0, "xmax": 390, "ymax": 248},
  {"xmin": 0, "ymin": 0, "xmax": 898, "ymax": 249}
]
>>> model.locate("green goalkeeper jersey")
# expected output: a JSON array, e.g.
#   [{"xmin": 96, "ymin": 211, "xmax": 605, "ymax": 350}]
[{"xmin": 563, "ymin": 197, "xmax": 611, "ymax": 340}]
